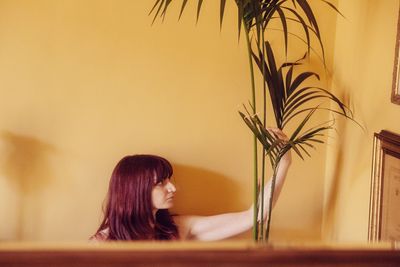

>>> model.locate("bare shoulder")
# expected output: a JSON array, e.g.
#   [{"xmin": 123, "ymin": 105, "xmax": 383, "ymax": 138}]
[{"xmin": 89, "ymin": 229, "xmax": 109, "ymax": 242}]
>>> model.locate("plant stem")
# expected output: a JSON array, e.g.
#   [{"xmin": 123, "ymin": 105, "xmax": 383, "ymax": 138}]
[
  {"xmin": 243, "ymin": 19, "xmax": 259, "ymax": 242},
  {"xmin": 260, "ymin": 153, "xmax": 265, "ymax": 241},
  {"xmin": 265, "ymin": 161, "xmax": 279, "ymax": 241},
  {"xmin": 259, "ymin": 19, "xmax": 268, "ymax": 243}
]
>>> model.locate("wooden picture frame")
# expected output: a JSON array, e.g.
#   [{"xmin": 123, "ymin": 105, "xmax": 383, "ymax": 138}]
[
  {"xmin": 369, "ymin": 130, "xmax": 400, "ymax": 241},
  {"xmin": 392, "ymin": 7, "xmax": 400, "ymax": 104}
]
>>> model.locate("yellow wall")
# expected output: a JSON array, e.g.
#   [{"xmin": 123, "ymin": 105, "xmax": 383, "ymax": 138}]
[
  {"xmin": 322, "ymin": 0, "xmax": 400, "ymax": 242},
  {"xmin": 0, "ymin": 1, "xmax": 338, "ymax": 241}
]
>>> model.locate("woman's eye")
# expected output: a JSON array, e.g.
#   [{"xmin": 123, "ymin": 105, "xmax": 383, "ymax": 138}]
[{"xmin": 155, "ymin": 179, "xmax": 170, "ymax": 186}]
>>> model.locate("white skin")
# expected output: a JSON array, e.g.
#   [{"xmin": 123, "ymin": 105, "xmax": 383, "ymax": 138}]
[
  {"xmin": 152, "ymin": 177, "xmax": 177, "ymax": 215},
  {"xmin": 151, "ymin": 128, "xmax": 291, "ymax": 241}
]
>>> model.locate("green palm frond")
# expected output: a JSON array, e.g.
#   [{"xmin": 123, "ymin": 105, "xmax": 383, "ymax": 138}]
[
  {"xmin": 150, "ymin": 0, "xmax": 340, "ymax": 57},
  {"xmin": 178, "ymin": 0, "xmax": 189, "ymax": 20},
  {"xmin": 252, "ymin": 41, "xmax": 352, "ymax": 130},
  {"xmin": 248, "ymin": 41, "xmax": 355, "ymax": 162},
  {"xmin": 197, "ymin": 0, "xmax": 204, "ymax": 22},
  {"xmin": 239, "ymin": 109, "xmax": 283, "ymax": 161},
  {"xmin": 150, "ymin": 0, "xmax": 204, "ymax": 23},
  {"xmin": 220, "ymin": 0, "xmax": 227, "ymax": 28},
  {"xmin": 295, "ymin": 0, "xmax": 321, "ymax": 38},
  {"xmin": 242, "ymin": 0, "xmax": 340, "ymax": 57},
  {"xmin": 289, "ymin": 119, "xmax": 334, "ymax": 160},
  {"xmin": 239, "ymin": 105, "xmax": 335, "ymax": 163}
]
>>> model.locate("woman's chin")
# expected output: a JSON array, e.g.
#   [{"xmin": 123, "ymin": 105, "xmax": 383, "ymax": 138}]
[{"xmin": 165, "ymin": 201, "xmax": 174, "ymax": 208}]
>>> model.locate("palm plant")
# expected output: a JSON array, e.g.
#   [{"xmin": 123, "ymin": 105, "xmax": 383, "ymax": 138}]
[{"xmin": 150, "ymin": 0, "xmax": 354, "ymax": 242}]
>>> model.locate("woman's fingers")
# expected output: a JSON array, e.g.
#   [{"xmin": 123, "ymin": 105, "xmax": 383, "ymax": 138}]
[
  {"xmin": 266, "ymin": 127, "xmax": 289, "ymax": 142},
  {"xmin": 265, "ymin": 127, "xmax": 292, "ymax": 163}
]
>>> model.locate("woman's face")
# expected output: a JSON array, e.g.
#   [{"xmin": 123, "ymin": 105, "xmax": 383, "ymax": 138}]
[{"xmin": 151, "ymin": 177, "xmax": 176, "ymax": 210}]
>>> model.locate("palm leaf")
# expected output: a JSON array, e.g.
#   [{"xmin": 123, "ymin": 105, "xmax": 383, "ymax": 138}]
[
  {"xmin": 289, "ymin": 122, "xmax": 333, "ymax": 159},
  {"xmin": 286, "ymin": 86, "xmax": 321, "ymax": 106},
  {"xmin": 265, "ymin": 42, "xmax": 284, "ymax": 125},
  {"xmin": 297, "ymin": 143, "xmax": 311, "ymax": 157},
  {"xmin": 285, "ymin": 65, "xmax": 294, "ymax": 98},
  {"xmin": 237, "ymin": 3, "xmax": 245, "ymax": 40},
  {"xmin": 239, "ymin": 111, "xmax": 265, "ymax": 145},
  {"xmin": 295, "ymin": 0, "xmax": 321, "ymax": 38},
  {"xmin": 178, "ymin": 0, "xmax": 189, "ymax": 20},
  {"xmin": 282, "ymin": 107, "xmax": 339, "ymax": 128},
  {"xmin": 284, "ymin": 92, "xmax": 325, "ymax": 116},
  {"xmin": 288, "ymin": 72, "xmax": 320, "ymax": 95},
  {"xmin": 284, "ymin": 94, "xmax": 333, "ymax": 122},
  {"xmin": 150, "ymin": 0, "xmax": 166, "ymax": 24},
  {"xmin": 290, "ymin": 106, "xmax": 318, "ymax": 141},
  {"xmin": 149, "ymin": 0, "xmax": 163, "ymax": 15},
  {"xmin": 161, "ymin": 0, "xmax": 173, "ymax": 21},
  {"xmin": 196, "ymin": 0, "xmax": 204, "ymax": 23},
  {"xmin": 220, "ymin": 0, "xmax": 227, "ymax": 28},
  {"xmin": 261, "ymin": 0, "xmax": 285, "ymax": 30},
  {"xmin": 239, "ymin": 107, "xmax": 284, "ymax": 158},
  {"xmin": 288, "ymin": 142, "xmax": 304, "ymax": 160},
  {"xmin": 280, "ymin": 7, "xmax": 313, "ymax": 56},
  {"xmin": 284, "ymin": 86, "xmax": 350, "ymax": 120},
  {"xmin": 320, "ymin": 0, "xmax": 345, "ymax": 18}
]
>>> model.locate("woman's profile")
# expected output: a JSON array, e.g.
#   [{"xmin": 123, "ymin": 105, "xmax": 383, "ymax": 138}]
[{"xmin": 91, "ymin": 128, "xmax": 291, "ymax": 241}]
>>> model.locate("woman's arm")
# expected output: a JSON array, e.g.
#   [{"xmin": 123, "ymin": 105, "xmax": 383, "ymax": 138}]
[
  {"xmin": 254, "ymin": 143, "xmax": 292, "ymax": 221},
  {"xmin": 176, "ymin": 129, "xmax": 291, "ymax": 241}
]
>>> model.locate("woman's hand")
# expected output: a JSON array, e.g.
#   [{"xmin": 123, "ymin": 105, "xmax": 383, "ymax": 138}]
[{"xmin": 267, "ymin": 127, "xmax": 292, "ymax": 166}]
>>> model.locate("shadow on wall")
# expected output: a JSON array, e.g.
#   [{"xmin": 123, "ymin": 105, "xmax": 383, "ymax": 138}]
[
  {"xmin": 322, "ymin": 88, "xmax": 353, "ymax": 240},
  {"xmin": 171, "ymin": 163, "xmax": 243, "ymax": 216},
  {"xmin": 323, "ymin": 135, "xmax": 345, "ymax": 240},
  {"xmin": 0, "ymin": 131, "xmax": 56, "ymax": 240}
]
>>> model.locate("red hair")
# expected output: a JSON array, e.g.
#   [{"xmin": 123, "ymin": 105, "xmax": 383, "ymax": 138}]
[{"xmin": 93, "ymin": 155, "xmax": 179, "ymax": 240}]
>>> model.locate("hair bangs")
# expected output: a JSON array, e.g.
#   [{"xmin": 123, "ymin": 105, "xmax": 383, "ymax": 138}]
[{"xmin": 153, "ymin": 156, "xmax": 173, "ymax": 184}]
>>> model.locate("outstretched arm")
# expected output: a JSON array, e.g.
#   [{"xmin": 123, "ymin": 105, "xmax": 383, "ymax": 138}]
[{"xmin": 176, "ymin": 129, "xmax": 291, "ymax": 241}]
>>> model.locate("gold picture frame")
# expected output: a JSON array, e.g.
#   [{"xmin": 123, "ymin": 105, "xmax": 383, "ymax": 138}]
[
  {"xmin": 392, "ymin": 7, "xmax": 400, "ymax": 104},
  {"xmin": 369, "ymin": 130, "xmax": 400, "ymax": 242}
]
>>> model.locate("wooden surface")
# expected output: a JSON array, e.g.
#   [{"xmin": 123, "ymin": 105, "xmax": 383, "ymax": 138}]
[{"xmin": 0, "ymin": 242, "xmax": 399, "ymax": 267}]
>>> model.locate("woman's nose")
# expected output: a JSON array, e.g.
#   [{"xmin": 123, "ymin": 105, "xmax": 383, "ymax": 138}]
[{"xmin": 166, "ymin": 181, "xmax": 176, "ymax": 193}]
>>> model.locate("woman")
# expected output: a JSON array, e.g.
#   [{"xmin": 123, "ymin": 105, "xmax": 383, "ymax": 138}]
[{"xmin": 91, "ymin": 128, "xmax": 291, "ymax": 241}]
